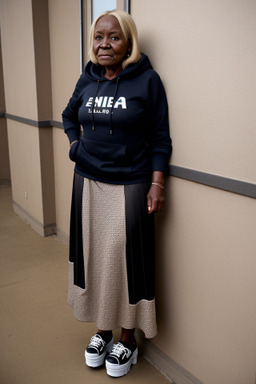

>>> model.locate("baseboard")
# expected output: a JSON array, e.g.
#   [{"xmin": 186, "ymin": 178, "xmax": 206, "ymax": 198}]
[
  {"xmin": 13, "ymin": 200, "xmax": 56, "ymax": 237},
  {"xmin": 135, "ymin": 331, "xmax": 204, "ymax": 384},
  {"xmin": 56, "ymin": 226, "xmax": 69, "ymax": 246}
]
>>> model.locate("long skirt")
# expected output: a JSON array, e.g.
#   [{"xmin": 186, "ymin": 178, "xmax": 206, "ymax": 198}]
[{"xmin": 67, "ymin": 172, "xmax": 157, "ymax": 339}]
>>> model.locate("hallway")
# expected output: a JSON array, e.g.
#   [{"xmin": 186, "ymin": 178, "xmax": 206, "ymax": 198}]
[{"xmin": 0, "ymin": 186, "xmax": 170, "ymax": 384}]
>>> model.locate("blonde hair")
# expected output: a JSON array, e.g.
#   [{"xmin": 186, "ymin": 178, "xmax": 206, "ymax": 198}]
[{"xmin": 88, "ymin": 10, "xmax": 141, "ymax": 69}]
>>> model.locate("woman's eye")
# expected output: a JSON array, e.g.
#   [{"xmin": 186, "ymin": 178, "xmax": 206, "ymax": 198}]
[
  {"xmin": 111, "ymin": 36, "xmax": 119, "ymax": 41},
  {"xmin": 95, "ymin": 35, "xmax": 102, "ymax": 40}
]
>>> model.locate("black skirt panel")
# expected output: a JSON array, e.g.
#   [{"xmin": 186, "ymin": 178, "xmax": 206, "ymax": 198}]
[
  {"xmin": 124, "ymin": 183, "xmax": 155, "ymax": 305},
  {"xmin": 69, "ymin": 172, "xmax": 85, "ymax": 288}
]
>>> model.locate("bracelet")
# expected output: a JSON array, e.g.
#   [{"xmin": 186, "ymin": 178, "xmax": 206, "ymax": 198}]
[
  {"xmin": 152, "ymin": 182, "xmax": 165, "ymax": 190},
  {"xmin": 70, "ymin": 140, "xmax": 78, "ymax": 148}
]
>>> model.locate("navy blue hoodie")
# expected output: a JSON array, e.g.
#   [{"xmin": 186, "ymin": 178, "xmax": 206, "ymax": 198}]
[{"xmin": 62, "ymin": 53, "xmax": 172, "ymax": 184}]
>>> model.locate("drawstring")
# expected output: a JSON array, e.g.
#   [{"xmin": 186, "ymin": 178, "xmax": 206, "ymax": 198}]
[
  {"xmin": 91, "ymin": 77, "xmax": 120, "ymax": 135},
  {"xmin": 91, "ymin": 79, "xmax": 100, "ymax": 131},
  {"xmin": 109, "ymin": 77, "xmax": 119, "ymax": 135}
]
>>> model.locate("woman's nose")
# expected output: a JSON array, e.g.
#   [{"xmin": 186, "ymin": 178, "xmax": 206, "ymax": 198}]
[{"xmin": 100, "ymin": 38, "xmax": 111, "ymax": 48}]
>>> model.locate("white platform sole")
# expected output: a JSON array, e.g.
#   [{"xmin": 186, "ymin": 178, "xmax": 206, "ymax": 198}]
[
  {"xmin": 105, "ymin": 348, "xmax": 138, "ymax": 377},
  {"xmin": 85, "ymin": 338, "xmax": 113, "ymax": 368}
]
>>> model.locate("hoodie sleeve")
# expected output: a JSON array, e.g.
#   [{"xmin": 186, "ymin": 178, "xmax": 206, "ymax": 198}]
[
  {"xmin": 62, "ymin": 73, "xmax": 87, "ymax": 143},
  {"xmin": 147, "ymin": 71, "xmax": 172, "ymax": 173}
]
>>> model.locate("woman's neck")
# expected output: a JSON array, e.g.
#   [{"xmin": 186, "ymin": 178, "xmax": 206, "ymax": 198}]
[{"xmin": 103, "ymin": 65, "xmax": 123, "ymax": 80}]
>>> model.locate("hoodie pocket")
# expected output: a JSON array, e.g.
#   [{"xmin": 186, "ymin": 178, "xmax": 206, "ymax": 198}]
[{"xmin": 75, "ymin": 137, "xmax": 132, "ymax": 174}]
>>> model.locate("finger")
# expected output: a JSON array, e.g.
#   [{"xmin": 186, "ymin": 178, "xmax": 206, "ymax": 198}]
[
  {"xmin": 147, "ymin": 194, "xmax": 152, "ymax": 213},
  {"xmin": 150, "ymin": 200, "xmax": 159, "ymax": 213}
]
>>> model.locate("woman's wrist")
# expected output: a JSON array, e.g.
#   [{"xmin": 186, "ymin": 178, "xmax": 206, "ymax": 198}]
[
  {"xmin": 152, "ymin": 171, "xmax": 165, "ymax": 190},
  {"xmin": 151, "ymin": 181, "xmax": 165, "ymax": 190}
]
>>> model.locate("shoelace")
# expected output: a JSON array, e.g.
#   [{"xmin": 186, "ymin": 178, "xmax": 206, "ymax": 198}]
[
  {"xmin": 89, "ymin": 335, "xmax": 105, "ymax": 350},
  {"xmin": 110, "ymin": 342, "xmax": 131, "ymax": 359}
]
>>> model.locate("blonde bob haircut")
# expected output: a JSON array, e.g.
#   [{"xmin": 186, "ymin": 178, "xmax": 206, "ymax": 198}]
[{"xmin": 88, "ymin": 10, "xmax": 141, "ymax": 69}]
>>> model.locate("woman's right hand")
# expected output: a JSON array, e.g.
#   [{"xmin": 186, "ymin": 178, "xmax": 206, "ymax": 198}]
[{"xmin": 70, "ymin": 140, "xmax": 78, "ymax": 148}]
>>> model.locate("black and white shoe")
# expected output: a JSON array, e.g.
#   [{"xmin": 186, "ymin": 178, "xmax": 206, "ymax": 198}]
[
  {"xmin": 105, "ymin": 340, "xmax": 138, "ymax": 377},
  {"xmin": 85, "ymin": 333, "xmax": 113, "ymax": 368}
]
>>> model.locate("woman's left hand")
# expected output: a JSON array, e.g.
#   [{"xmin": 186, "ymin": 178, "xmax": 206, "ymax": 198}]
[{"xmin": 147, "ymin": 184, "xmax": 165, "ymax": 214}]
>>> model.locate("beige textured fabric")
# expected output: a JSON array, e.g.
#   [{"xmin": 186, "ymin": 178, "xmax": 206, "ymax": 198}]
[{"xmin": 68, "ymin": 178, "xmax": 157, "ymax": 339}]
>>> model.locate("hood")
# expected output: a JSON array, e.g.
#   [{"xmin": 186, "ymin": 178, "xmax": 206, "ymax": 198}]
[
  {"xmin": 84, "ymin": 53, "xmax": 153, "ymax": 81},
  {"xmin": 83, "ymin": 53, "xmax": 153, "ymax": 135}
]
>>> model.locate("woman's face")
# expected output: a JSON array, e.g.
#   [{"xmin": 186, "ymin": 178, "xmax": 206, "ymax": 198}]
[{"xmin": 93, "ymin": 15, "xmax": 130, "ymax": 72}]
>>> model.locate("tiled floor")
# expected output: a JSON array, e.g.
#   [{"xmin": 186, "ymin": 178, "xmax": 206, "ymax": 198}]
[{"xmin": 0, "ymin": 186, "xmax": 170, "ymax": 384}]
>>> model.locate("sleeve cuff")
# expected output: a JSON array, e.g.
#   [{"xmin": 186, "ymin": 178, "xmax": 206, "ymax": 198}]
[{"xmin": 65, "ymin": 128, "xmax": 80, "ymax": 144}]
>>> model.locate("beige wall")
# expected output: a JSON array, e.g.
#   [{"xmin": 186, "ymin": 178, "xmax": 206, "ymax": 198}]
[
  {"xmin": 132, "ymin": 0, "xmax": 256, "ymax": 183},
  {"xmin": 48, "ymin": 0, "xmax": 80, "ymax": 122},
  {"xmin": 0, "ymin": 0, "xmax": 43, "ymax": 226},
  {"xmin": 131, "ymin": 1, "xmax": 256, "ymax": 383},
  {"xmin": 0, "ymin": 37, "xmax": 10, "ymax": 183},
  {"xmin": 0, "ymin": 0, "xmax": 55, "ymax": 235},
  {"xmin": 32, "ymin": 0, "xmax": 52, "ymax": 121},
  {"xmin": 0, "ymin": 117, "xmax": 10, "ymax": 183},
  {"xmin": 154, "ymin": 178, "xmax": 256, "ymax": 384},
  {"xmin": 0, "ymin": 0, "xmax": 38, "ymax": 120},
  {"xmin": 48, "ymin": 0, "xmax": 81, "ymax": 240},
  {"xmin": 7, "ymin": 121, "xmax": 43, "ymax": 220},
  {"xmin": 52, "ymin": 128, "xmax": 74, "ymax": 242}
]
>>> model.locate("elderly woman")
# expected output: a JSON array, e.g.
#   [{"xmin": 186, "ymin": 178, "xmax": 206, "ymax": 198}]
[{"xmin": 62, "ymin": 9, "xmax": 172, "ymax": 378}]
